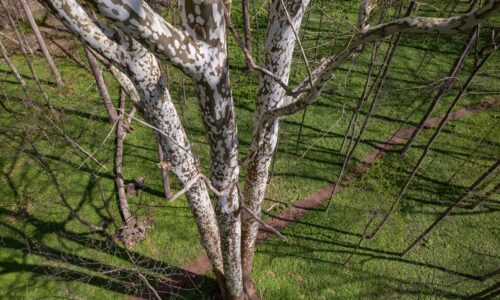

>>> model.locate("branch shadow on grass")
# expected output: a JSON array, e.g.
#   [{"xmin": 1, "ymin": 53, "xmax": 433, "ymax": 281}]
[{"xmin": 0, "ymin": 207, "xmax": 216, "ymax": 299}]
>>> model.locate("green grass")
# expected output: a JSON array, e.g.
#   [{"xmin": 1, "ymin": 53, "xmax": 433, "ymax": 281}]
[
  {"xmin": 253, "ymin": 109, "xmax": 499, "ymax": 299},
  {"xmin": 0, "ymin": 0, "xmax": 499, "ymax": 299}
]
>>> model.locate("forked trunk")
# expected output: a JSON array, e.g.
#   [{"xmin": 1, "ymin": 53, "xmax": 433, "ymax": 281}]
[
  {"xmin": 39, "ymin": 0, "xmax": 226, "ymax": 292},
  {"xmin": 37, "ymin": 0, "xmax": 500, "ymax": 298}
]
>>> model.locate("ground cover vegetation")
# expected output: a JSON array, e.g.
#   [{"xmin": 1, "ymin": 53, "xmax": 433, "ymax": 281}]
[{"xmin": 0, "ymin": 0, "xmax": 498, "ymax": 299}]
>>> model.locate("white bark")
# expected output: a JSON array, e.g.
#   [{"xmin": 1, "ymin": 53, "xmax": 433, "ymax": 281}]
[
  {"xmin": 86, "ymin": 1, "xmax": 244, "ymax": 296},
  {"xmin": 40, "ymin": 0, "xmax": 225, "ymax": 287},
  {"xmin": 256, "ymin": 0, "xmax": 500, "ymax": 124},
  {"xmin": 241, "ymin": 0, "xmax": 310, "ymax": 293}
]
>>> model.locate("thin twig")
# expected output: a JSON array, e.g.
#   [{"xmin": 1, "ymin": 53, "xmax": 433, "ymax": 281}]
[
  {"xmin": 224, "ymin": 8, "xmax": 308, "ymax": 97},
  {"xmin": 280, "ymin": 0, "xmax": 314, "ymax": 90},
  {"xmin": 237, "ymin": 184, "xmax": 287, "ymax": 242}
]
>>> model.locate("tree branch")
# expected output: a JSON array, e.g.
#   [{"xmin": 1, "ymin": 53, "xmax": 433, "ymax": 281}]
[
  {"xmin": 86, "ymin": 0, "xmax": 211, "ymax": 76},
  {"xmin": 271, "ymin": 0, "xmax": 500, "ymax": 119}
]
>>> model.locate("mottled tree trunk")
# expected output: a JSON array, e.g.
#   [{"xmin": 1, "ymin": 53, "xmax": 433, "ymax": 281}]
[
  {"xmin": 40, "ymin": 0, "xmax": 226, "ymax": 293},
  {"xmin": 38, "ymin": 0, "xmax": 500, "ymax": 298},
  {"xmin": 177, "ymin": 1, "xmax": 243, "ymax": 297},
  {"xmin": 241, "ymin": 1, "xmax": 310, "ymax": 297}
]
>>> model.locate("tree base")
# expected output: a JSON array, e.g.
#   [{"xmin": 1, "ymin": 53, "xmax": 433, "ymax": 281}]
[
  {"xmin": 209, "ymin": 281, "xmax": 259, "ymax": 300},
  {"xmin": 244, "ymin": 280, "xmax": 261, "ymax": 300},
  {"xmin": 113, "ymin": 220, "xmax": 152, "ymax": 247}
]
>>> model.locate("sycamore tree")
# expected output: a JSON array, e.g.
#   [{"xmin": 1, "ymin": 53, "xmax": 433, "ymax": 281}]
[{"xmin": 36, "ymin": 0, "xmax": 500, "ymax": 299}]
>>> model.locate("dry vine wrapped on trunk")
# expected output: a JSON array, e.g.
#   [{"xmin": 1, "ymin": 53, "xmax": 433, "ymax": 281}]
[{"xmin": 113, "ymin": 89, "xmax": 151, "ymax": 246}]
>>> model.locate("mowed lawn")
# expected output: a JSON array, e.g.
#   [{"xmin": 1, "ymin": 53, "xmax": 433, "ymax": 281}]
[{"xmin": 0, "ymin": 0, "xmax": 499, "ymax": 299}]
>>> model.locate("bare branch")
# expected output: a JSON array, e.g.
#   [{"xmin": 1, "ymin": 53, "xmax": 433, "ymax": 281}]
[
  {"xmin": 84, "ymin": 47, "xmax": 120, "ymax": 124},
  {"xmin": 224, "ymin": 8, "xmax": 305, "ymax": 97},
  {"xmin": 19, "ymin": 0, "xmax": 63, "ymax": 86},
  {"xmin": 276, "ymin": 0, "xmax": 500, "ymax": 118},
  {"xmin": 0, "ymin": 38, "xmax": 26, "ymax": 86}
]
